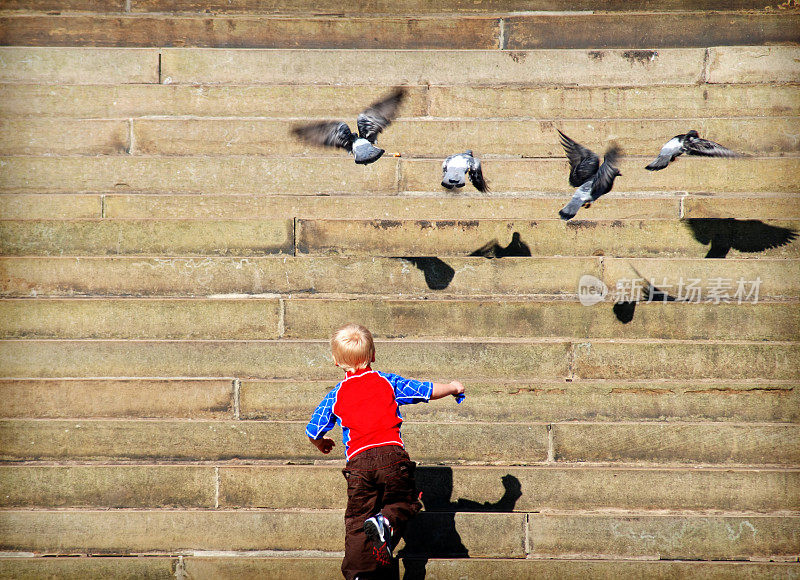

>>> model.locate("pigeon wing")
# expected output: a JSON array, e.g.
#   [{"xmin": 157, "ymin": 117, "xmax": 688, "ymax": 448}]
[
  {"xmin": 468, "ymin": 157, "xmax": 489, "ymax": 193},
  {"xmin": 589, "ymin": 145, "xmax": 621, "ymax": 201},
  {"xmin": 684, "ymin": 137, "xmax": 739, "ymax": 158},
  {"xmin": 356, "ymin": 87, "xmax": 406, "ymax": 143},
  {"xmin": 292, "ymin": 121, "xmax": 354, "ymax": 151},
  {"xmin": 557, "ymin": 129, "xmax": 599, "ymax": 187}
]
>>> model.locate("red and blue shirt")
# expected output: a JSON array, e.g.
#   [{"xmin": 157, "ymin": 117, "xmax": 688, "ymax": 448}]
[{"xmin": 305, "ymin": 367, "xmax": 433, "ymax": 461}]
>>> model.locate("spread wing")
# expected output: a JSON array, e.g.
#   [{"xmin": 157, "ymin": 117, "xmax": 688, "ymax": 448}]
[
  {"xmin": 557, "ymin": 129, "xmax": 599, "ymax": 187},
  {"xmin": 356, "ymin": 87, "xmax": 406, "ymax": 143},
  {"xmin": 589, "ymin": 144, "xmax": 621, "ymax": 201},
  {"xmin": 292, "ymin": 121, "xmax": 354, "ymax": 151},
  {"xmin": 468, "ymin": 157, "xmax": 489, "ymax": 193},
  {"xmin": 684, "ymin": 137, "xmax": 739, "ymax": 158},
  {"xmin": 730, "ymin": 220, "xmax": 798, "ymax": 253}
]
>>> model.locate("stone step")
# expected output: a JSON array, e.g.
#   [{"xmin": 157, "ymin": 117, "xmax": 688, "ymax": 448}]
[
  {"xmin": 1, "ymin": 464, "xmax": 797, "ymax": 512},
  {"xmin": 3, "ymin": 217, "xmax": 798, "ymax": 258},
  {"xmin": 1, "ymin": 298, "xmax": 797, "ymax": 341},
  {"xmin": 0, "ymin": 377, "xmax": 796, "ymax": 423},
  {"xmin": 2, "ymin": 377, "xmax": 795, "ymax": 423},
  {"xmin": 295, "ymin": 218, "xmax": 800, "ymax": 259},
  {"xmin": 156, "ymin": 46, "xmax": 797, "ymax": 86},
  {"xmin": 4, "ymin": 192, "xmax": 796, "ymax": 221},
  {"xmin": 1, "ymin": 46, "xmax": 794, "ymax": 86},
  {"xmin": 3, "ymin": 84, "xmax": 797, "ymax": 120},
  {"xmin": 1, "ymin": 419, "xmax": 795, "ymax": 465},
  {"xmin": 0, "ymin": 339, "xmax": 797, "ymax": 380},
  {"xmin": 2, "ymin": 156, "xmax": 798, "ymax": 194},
  {"xmin": 9, "ymin": 117, "xmax": 793, "ymax": 157},
  {"xmin": 0, "ymin": 509, "xmax": 796, "ymax": 560},
  {"xmin": 0, "ymin": 556, "xmax": 796, "ymax": 580},
  {"xmin": 0, "ymin": 219, "xmax": 295, "ymax": 256},
  {"xmin": 126, "ymin": 118, "xmax": 795, "ymax": 157},
  {"xmin": 2, "ymin": 257, "xmax": 797, "ymax": 299},
  {"xmin": 2, "ymin": 12, "xmax": 797, "ymax": 49}
]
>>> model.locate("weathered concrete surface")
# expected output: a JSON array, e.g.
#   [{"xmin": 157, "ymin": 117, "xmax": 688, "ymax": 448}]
[
  {"xmin": 571, "ymin": 340, "xmax": 800, "ymax": 380},
  {"xmin": 0, "ymin": 14, "xmax": 501, "ymax": 49},
  {"xmin": 131, "ymin": 117, "xmax": 794, "ymax": 157},
  {"xmin": 219, "ymin": 464, "xmax": 800, "ymax": 512},
  {"xmin": 503, "ymin": 13, "xmax": 800, "ymax": 49},
  {"xmin": 603, "ymin": 257, "xmax": 800, "ymax": 300},
  {"xmin": 129, "ymin": 0, "xmax": 787, "ymax": 12},
  {"xmin": 240, "ymin": 379, "xmax": 800, "ymax": 423},
  {"xmin": 159, "ymin": 48, "xmax": 706, "ymax": 86},
  {"xmin": 0, "ymin": 256, "xmax": 606, "ymax": 297},
  {"xmin": 0, "ymin": 156, "xmax": 398, "ymax": 194},
  {"xmin": 427, "ymin": 84, "xmax": 800, "ymax": 119},
  {"xmin": 3, "ymin": 156, "xmax": 796, "ymax": 194},
  {"xmin": 0, "ymin": 465, "xmax": 215, "ymax": 508},
  {"xmin": 0, "ymin": 119, "xmax": 129, "ymax": 155},
  {"xmin": 0, "ymin": 339, "xmax": 572, "ymax": 379},
  {"xmin": 0, "ymin": 194, "xmax": 102, "ymax": 219},
  {"xmin": 283, "ymin": 298, "xmax": 800, "ymax": 341},
  {"xmin": 0, "ymin": 420, "xmax": 549, "ymax": 462},
  {"xmin": 528, "ymin": 514, "xmax": 800, "ymax": 560},
  {"xmin": 683, "ymin": 194, "xmax": 800, "ymax": 219},
  {"xmin": 400, "ymin": 157, "xmax": 800, "ymax": 193},
  {"xmin": 0, "ymin": 378, "xmax": 234, "ymax": 418},
  {"xmin": 707, "ymin": 46, "xmax": 800, "ymax": 84},
  {"xmin": 0, "ymin": 83, "xmax": 429, "ymax": 119},
  {"xmin": 103, "ymin": 193, "xmax": 682, "ymax": 221},
  {"xmin": 0, "ymin": 509, "xmax": 346, "ymax": 553},
  {"xmin": 0, "ymin": 47, "xmax": 159, "ymax": 84},
  {"xmin": 0, "ymin": 557, "xmax": 175, "ymax": 580},
  {"xmin": 552, "ymin": 422, "xmax": 800, "ymax": 465},
  {"xmin": 3, "ymin": 84, "xmax": 795, "ymax": 119},
  {"xmin": 295, "ymin": 218, "xmax": 800, "ymax": 258},
  {"xmin": 0, "ymin": 298, "xmax": 282, "ymax": 339},
  {"xmin": 0, "ymin": 219, "xmax": 294, "ymax": 256}
]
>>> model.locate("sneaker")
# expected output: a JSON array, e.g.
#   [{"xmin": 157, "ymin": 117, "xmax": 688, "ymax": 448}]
[{"xmin": 363, "ymin": 513, "xmax": 393, "ymax": 564}]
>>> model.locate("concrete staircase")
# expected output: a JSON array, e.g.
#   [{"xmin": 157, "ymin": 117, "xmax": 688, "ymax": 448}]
[{"xmin": 0, "ymin": 1, "xmax": 798, "ymax": 578}]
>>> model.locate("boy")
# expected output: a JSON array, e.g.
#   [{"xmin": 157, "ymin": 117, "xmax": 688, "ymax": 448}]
[{"xmin": 306, "ymin": 323, "xmax": 465, "ymax": 580}]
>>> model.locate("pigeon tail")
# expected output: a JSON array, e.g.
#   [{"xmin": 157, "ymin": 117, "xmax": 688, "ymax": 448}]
[{"xmin": 645, "ymin": 156, "xmax": 671, "ymax": 171}]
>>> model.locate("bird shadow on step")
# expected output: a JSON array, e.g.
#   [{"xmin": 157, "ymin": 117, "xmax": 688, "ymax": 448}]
[
  {"xmin": 613, "ymin": 273, "xmax": 682, "ymax": 324},
  {"xmin": 683, "ymin": 218, "xmax": 798, "ymax": 259},
  {"xmin": 398, "ymin": 469, "xmax": 522, "ymax": 579},
  {"xmin": 392, "ymin": 232, "xmax": 532, "ymax": 291},
  {"xmin": 391, "ymin": 257, "xmax": 456, "ymax": 290},
  {"xmin": 470, "ymin": 232, "xmax": 532, "ymax": 259}
]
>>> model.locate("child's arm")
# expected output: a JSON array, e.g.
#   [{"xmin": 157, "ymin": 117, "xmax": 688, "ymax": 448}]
[
  {"xmin": 309, "ymin": 436, "xmax": 335, "ymax": 454},
  {"xmin": 430, "ymin": 380, "xmax": 465, "ymax": 400}
]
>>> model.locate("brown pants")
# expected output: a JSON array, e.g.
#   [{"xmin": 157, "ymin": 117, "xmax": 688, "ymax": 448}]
[{"xmin": 341, "ymin": 445, "xmax": 422, "ymax": 580}]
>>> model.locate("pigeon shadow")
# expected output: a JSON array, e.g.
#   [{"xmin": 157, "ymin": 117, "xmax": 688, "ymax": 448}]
[
  {"xmin": 683, "ymin": 218, "xmax": 798, "ymax": 259},
  {"xmin": 393, "ymin": 257, "xmax": 456, "ymax": 290},
  {"xmin": 399, "ymin": 469, "xmax": 522, "ymax": 579},
  {"xmin": 613, "ymin": 279, "xmax": 681, "ymax": 324},
  {"xmin": 470, "ymin": 232, "xmax": 531, "ymax": 258}
]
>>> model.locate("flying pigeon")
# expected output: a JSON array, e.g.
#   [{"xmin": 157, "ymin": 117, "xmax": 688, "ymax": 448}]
[
  {"xmin": 441, "ymin": 150, "xmax": 488, "ymax": 192},
  {"xmin": 645, "ymin": 130, "xmax": 739, "ymax": 171},
  {"xmin": 557, "ymin": 130, "xmax": 621, "ymax": 221},
  {"xmin": 291, "ymin": 88, "xmax": 406, "ymax": 165}
]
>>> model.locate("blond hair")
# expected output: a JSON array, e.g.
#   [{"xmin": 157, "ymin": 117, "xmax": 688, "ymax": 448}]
[{"xmin": 331, "ymin": 323, "xmax": 375, "ymax": 372}]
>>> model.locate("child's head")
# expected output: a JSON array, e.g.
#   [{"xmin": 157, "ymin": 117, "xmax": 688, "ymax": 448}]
[{"xmin": 331, "ymin": 323, "xmax": 375, "ymax": 372}]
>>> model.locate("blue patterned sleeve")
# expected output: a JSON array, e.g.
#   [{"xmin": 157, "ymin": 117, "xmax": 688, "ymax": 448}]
[
  {"xmin": 305, "ymin": 388, "xmax": 338, "ymax": 439},
  {"xmin": 379, "ymin": 372, "xmax": 433, "ymax": 406}
]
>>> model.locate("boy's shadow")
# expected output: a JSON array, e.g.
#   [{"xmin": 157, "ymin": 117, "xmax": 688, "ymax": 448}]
[{"xmin": 398, "ymin": 469, "xmax": 522, "ymax": 579}]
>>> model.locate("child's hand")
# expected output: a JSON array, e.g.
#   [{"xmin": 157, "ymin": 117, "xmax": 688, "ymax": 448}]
[
  {"xmin": 310, "ymin": 436, "xmax": 336, "ymax": 454},
  {"xmin": 450, "ymin": 381, "xmax": 465, "ymax": 396}
]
